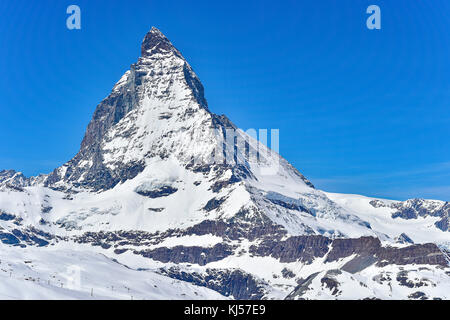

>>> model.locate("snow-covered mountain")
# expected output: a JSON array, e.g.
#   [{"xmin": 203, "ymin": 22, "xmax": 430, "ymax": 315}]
[{"xmin": 0, "ymin": 27, "xmax": 449, "ymax": 300}]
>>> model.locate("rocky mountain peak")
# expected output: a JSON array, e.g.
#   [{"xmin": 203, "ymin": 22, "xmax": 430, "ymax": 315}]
[
  {"xmin": 140, "ymin": 27, "xmax": 181, "ymax": 58},
  {"xmin": 43, "ymin": 27, "xmax": 213, "ymax": 191}
]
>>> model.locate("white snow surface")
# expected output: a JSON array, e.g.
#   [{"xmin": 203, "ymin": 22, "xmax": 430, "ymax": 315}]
[{"xmin": 0, "ymin": 243, "xmax": 226, "ymax": 300}]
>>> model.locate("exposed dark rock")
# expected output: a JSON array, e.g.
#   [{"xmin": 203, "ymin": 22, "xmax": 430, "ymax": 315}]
[
  {"xmin": 320, "ymin": 270, "xmax": 342, "ymax": 296},
  {"xmin": 41, "ymin": 206, "xmax": 52, "ymax": 214},
  {"xmin": 370, "ymin": 199, "xmax": 449, "ymax": 232},
  {"xmin": 182, "ymin": 218, "xmax": 287, "ymax": 242},
  {"xmin": 0, "ymin": 170, "xmax": 29, "ymax": 189},
  {"xmin": 369, "ymin": 200, "xmax": 385, "ymax": 208},
  {"xmin": 377, "ymin": 243, "xmax": 448, "ymax": 267},
  {"xmin": 392, "ymin": 208, "xmax": 419, "ymax": 220},
  {"xmin": 203, "ymin": 197, "xmax": 226, "ymax": 212},
  {"xmin": 396, "ymin": 271, "xmax": 415, "ymax": 288},
  {"xmin": 325, "ymin": 237, "xmax": 381, "ymax": 263},
  {"xmin": 211, "ymin": 114, "xmax": 235, "ymax": 130},
  {"xmin": 285, "ymin": 272, "xmax": 320, "ymax": 300},
  {"xmin": 268, "ymin": 198, "xmax": 311, "ymax": 214},
  {"xmin": 75, "ymin": 225, "xmax": 448, "ymax": 272},
  {"xmin": 0, "ymin": 226, "xmax": 55, "ymax": 247},
  {"xmin": 408, "ymin": 291, "xmax": 428, "ymax": 300},
  {"xmin": 372, "ymin": 272, "xmax": 392, "ymax": 284},
  {"xmin": 281, "ymin": 268, "xmax": 296, "ymax": 279},
  {"xmin": 5, "ymin": 184, "xmax": 25, "ymax": 192},
  {"xmin": 135, "ymin": 186, "xmax": 178, "ymax": 198},
  {"xmin": 182, "ymin": 220, "xmax": 229, "ymax": 238},
  {"xmin": 158, "ymin": 112, "xmax": 172, "ymax": 120},
  {"xmin": 183, "ymin": 62, "xmax": 208, "ymax": 108},
  {"xmin": 161, "ymin": 267, "xmax": 267, "ymax": 300},
  {"xmin": 395, "ymin": 233, "xmax": 414, "ymax": 244},
  {"xmin": 250, "ymin": 235, "xmax": 331, "ymax": 263},
  {"xmin": 391, "ymin": 199, "xmax": 443, "ymax": 219},
  {"xmin": 0, "ymin": 169, "xmax": 17, "ymax": 183},
  {"xmin": 396, "ymin": 271, "xmax": 431, "ymax": 288},
  {"xmin": 326, "ymin": 236, "xmax": 448, "ymax": 267},
  {"xmin": 73, "ymin": 215, "xmax": 288, "ymax": 253},
  {"xmin": 0, "ymin": 212, "xmax": 16, "ymax": 221},
  {"xmin": 0, "ymin": 227, "xmax": 56, "ymax": 247},
  {"xmin": 136, "ymin": 243, "xmax": 234, "ymax": 265},
  {"xmin": 210, "ymin": 178, "xmax": 238, "ymax": 193},
  {"xmin": 435, "ymin": 212, "xmax": 449, "ymax": 232},
  {"xmin": 342, "ymin": 255, "xmax": 378, "ymax": 274},
  {"xmin": 12, "ymin": 217, "xmax": 23, "ymax": 226},
  {"xmin": 11, "ymin": 229, "xmax": 50, "ymax": 247},
  {"xmin": 0, "ymin": 232, "xmax": 20, "ymax": 245}
]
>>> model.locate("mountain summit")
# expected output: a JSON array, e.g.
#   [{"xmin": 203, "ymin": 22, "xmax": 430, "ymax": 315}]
[
  {"xmin": 0, "ymin": 27, "xmax": 448, "ymax": 300},
  {"xmin": 45, "ymin": 27, "xmax": 211, "ymax": 191},
  {"xmin": 141, "ymin": 27, "xmax": 181, "ymax": 57}
]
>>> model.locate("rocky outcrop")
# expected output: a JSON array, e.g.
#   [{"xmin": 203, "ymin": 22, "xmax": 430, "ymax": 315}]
[
  {"xmin": 370, "ymin": 198, "xmax": 449, "ymax": 232},
  {"xmin": 0, "ymin": 170, "xmax": 29, "ymax": 188},
  {"xmin": 0, "ymin": 227, "xmax": 54, "ymax": 247},
  {"xmin": 0, "ymin": 211, "xmax": 16, "ymax": 221},
  {"xmin": 136, "ymin": 243, "xmax": 235, "ymax": 266},
  {"xmin": 161, "ymin": 267, "xmax": 268, "ymax": 300},
  {"xmin": 135, "ymin": 186, "xmax": 178, "ymax": 198},
  {"xmin": 75, "ymin": 223, "xmax": 448, "ymax": 272},
  {"xmin": 250, "ymin": 235, "xmax": 331, "ymax": 263},
  {"xmin": 203, "ymin": 197, "xmax": 226, "ymax": 212},
  {"xmin": 327, "ymin": 237, "xmax": 448, "ymax": 268},
  {"xmin": 325, "ymin": 237, "xmax": 381, "ymax": 262},
  {"xmin": 285, "ymin": 273, "xmax": 320, "ymax": 300},
  {"xmin": 44, "ymin": 27, "xmax": 213, "ymax": 192},
  {"xmin": 395, "ymin": 233, "xmax": 414, "ymax": 244}
]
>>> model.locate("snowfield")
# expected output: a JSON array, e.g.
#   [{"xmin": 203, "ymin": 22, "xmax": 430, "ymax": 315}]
[{"xmin": 0, "ymin": 244, "xmax": 226, "ymax": 300}]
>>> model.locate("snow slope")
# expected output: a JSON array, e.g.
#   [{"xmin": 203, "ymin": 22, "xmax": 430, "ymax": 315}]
[{"xmin": 0, "ymin": 243, "xmax": 226, "ymax": 300}]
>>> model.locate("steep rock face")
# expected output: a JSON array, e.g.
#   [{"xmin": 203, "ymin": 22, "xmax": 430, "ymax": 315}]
[
  {"xmin": 250, "ymin": 235, "xmax": 332, "ymax": 263},
  {"xmin": 327, "ymin": 237, "xmax": 448, "ymax": 267},
  {"xmin": 43, "ymin": 27, "xmax": 312, "ymax": 193},
  {"xmin": 0, "ymin": 170, "xmax": 46, "ymax": 190},
  {"xmin": 161, "ymin": 267, "xmax": 268, "ymax": 300},
  {"xmin": 44, "ymin": 27, "xmax": 216, "ymax": 191},
  {"xmin": 137, "ymin": 243, "xmax": 235, "ymax": 266},
  {"xmin": 0, "ymin": 170, "xmax": 27, "ymax": 187}
]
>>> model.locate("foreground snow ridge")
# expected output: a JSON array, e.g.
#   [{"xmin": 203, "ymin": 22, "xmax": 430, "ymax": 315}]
[{"xmin": 0, "ymin": 27, "xmax": 448, "ymax": 300}]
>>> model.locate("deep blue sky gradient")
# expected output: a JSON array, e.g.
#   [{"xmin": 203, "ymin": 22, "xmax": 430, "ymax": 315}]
[{"xmin": 0, "ymin": 0, "xmax": 449, "ymax": 200}]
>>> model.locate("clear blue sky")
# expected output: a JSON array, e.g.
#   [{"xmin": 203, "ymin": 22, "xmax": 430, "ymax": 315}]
[{"xmin": 0, "ymin": 0, "xmax": 449, "ymax": 200}]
